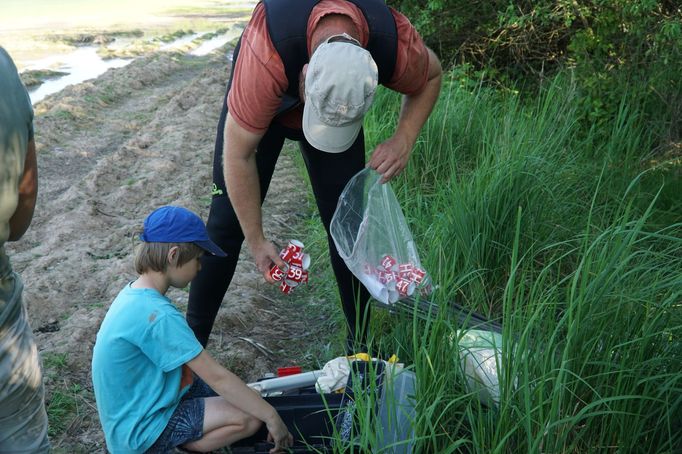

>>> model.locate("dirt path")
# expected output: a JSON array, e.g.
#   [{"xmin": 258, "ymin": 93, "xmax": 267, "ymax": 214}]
[{"xmin": 6, "ymin": 47, "xmax": 339, "ymax": 452}]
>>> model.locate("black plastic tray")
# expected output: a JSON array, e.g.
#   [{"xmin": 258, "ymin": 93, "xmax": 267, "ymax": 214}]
[{"xmin": 231, "ymin": 362, "xmax": 384, "ymax": 454}]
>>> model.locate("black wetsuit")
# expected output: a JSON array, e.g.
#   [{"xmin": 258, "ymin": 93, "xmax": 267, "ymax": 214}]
[{"xmin": 186, "ymin": 0, "xmax": 397, "ymax": 352}]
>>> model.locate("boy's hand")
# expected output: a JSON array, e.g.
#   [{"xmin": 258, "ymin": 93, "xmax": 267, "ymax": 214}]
[{"xmin": 265, "ymin": 413, "xmax": 293, "ymax": 453}]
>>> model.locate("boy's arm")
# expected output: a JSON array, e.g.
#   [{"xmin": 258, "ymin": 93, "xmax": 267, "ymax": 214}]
[{"xmin": 187, "ymin": 350, "xmax": 293, "ymax": 451}]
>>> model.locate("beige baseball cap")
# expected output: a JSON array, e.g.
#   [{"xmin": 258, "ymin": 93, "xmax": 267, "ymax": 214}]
[{"xmin": 303, "ymin": 34, "xmax": 378, "ymax": 153}]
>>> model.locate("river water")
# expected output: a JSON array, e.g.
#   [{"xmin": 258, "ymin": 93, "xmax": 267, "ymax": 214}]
[
  {"xmin": 26, "ymin": 48, "xmax": 132, "ymax": 104},
  {"xmin": 0, "ymin": 0, "xmax": 252, "ymax": 104},
  {"xmin": 25, "ymin": 28, "xmax": 241, "ymax": 105}
]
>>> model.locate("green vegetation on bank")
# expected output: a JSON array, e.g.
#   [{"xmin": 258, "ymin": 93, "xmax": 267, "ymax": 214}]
[
  {"xmin": 49, "ymin": 30, "xmax": 144, "ymax": 47},
  {"xmin": 20, "ymin": 69, "xmax": 68, "ymax": 88},
  {"xmin": 43, "ymin": 352, "xmax": 91, "ymax": 439},
  {"xmin": 389, "ymin": 0, "xmax": 681, "ymax": 149},
  {"xmin": 323, "ymin": 5, "xmax": 680, "ymax": 449},
  {"xmin": 301, "ymin": 69, "xmax": 681, "ymax": 451}
]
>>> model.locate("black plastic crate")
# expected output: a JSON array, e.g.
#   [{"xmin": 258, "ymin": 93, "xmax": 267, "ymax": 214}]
[{"xmin": 231, "ymin": 361, "xmax": 388, "ymax": 454}]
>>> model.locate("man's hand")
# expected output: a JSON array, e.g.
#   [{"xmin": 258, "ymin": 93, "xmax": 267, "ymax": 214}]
[
  {"xmin": 367, "ymin": 133, "xmax": 411, "ymax": 184},
  {"xmin": 265, "ymin": 412, "xmax": 294, "ymax": 453},
  {"xmin": 367, "ymin": 46, "xmax": 442, "ymax": 185},
  {"xmin": 250, "ymin": 238, "xmax": 287, "ymax": 284}
]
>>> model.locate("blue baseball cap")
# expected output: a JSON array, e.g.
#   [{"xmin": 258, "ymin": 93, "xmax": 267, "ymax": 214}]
[{"xmin": 140, "ymin": 206, "xmax": 226, "ymax": 257}]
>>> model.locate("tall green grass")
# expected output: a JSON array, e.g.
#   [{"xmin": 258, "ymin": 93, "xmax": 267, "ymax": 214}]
[{"xmin": 307, "ymin": 71, "xmax": 682, "ymax": 452}]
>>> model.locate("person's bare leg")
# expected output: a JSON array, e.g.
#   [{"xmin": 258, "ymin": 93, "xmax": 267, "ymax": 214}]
[{"xmin": 182, "ymin": 396, "xmax": 262, "ymax": 452}]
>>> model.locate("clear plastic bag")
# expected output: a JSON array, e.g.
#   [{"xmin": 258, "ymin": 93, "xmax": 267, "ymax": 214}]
[
  {"xmin": 456, "ymin": 329, "xmax": 504, "ymax": 407},
  {"xmin": 331, "ymin": 168, "xmax": 431, "ymax": 305},
  {"xmin": 453, "ymin": 329, "xmax": 520, "ymax": 408}
]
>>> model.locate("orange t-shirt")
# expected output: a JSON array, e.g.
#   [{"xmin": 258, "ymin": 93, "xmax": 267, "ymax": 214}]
[{"xmin": 227, "ymin": 0, "xmax": 430, "ymax": 133}]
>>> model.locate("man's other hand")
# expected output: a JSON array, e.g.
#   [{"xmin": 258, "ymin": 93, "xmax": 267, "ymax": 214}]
[{"xmin": 367, "ymin": 133, "xmax": 411, "ymax": 184}]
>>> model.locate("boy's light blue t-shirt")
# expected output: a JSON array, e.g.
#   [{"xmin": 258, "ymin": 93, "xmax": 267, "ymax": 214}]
[{"xmin": 92, "ymin": 284, "xmax": 203, "ymax": 453}]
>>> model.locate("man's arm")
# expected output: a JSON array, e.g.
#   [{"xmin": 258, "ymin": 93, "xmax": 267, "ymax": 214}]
[
  {"xmin": 8, "ymin": 138, "xmax": 38, "ymax": 241},
  {"xmin": 187, "ymin": 350, "xmax": 293, "ymax": 451},
  {"xmin": 223, "ymin": 113, "xmax": 286, "ymax": 281},
  {"xmin": 367, "ymin": 47, "xmax": 442, "ymax": 183}
]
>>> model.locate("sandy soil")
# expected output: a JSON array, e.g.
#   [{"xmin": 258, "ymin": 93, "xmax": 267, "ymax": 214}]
[{"xmin": 6, "ymin": 45, "xmax": 340, "ymax": 452}]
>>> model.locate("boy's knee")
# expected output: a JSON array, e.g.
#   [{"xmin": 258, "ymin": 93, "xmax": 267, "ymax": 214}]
[{"xmin": 243, "ymin": 414, "xmax": 262, "ymax": 436}]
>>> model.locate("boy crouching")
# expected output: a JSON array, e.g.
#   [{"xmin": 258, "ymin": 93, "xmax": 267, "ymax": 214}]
[{"xmin": 92, "ymin": 206, "xmax": 292, "ymax": 453}]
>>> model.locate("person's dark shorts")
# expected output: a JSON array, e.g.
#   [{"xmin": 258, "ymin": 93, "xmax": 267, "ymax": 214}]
[{"xmin": 145, "ymin": 379, "xmax": 218, "ymax": 453}]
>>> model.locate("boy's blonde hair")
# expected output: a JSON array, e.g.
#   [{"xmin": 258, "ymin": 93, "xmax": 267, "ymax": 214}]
[{"xmin": 134, "ymin": 241, "xmax": 204, "ymax": 274}]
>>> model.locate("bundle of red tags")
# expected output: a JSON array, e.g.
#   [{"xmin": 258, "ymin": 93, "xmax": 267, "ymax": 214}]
[
  {"xmin": 363, "ymin": 254, "xmax": 432, "ymax": 302},
  {"xmin": 268, "ymin": 239, "xmax": 310, "ymax": 295}
]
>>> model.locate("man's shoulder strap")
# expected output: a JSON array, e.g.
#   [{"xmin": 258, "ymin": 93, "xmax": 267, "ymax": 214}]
[
  {"xmin": 345, "ymin": 0, "xmax": 397, "ymax": 85},
  {"xmin": 263, "ymin": 0, "xmax": 319, "ymax": 104},
  {"xmin": 263, "ymin": 0, "xmax": 397, "ymax": 100}
]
